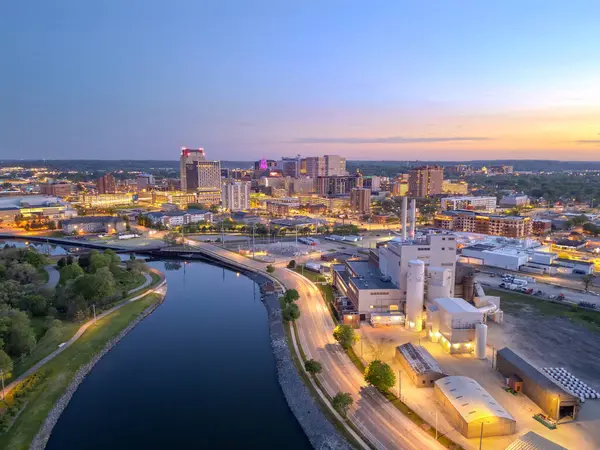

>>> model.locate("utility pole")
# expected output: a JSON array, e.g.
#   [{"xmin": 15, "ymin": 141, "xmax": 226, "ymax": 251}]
[
  {"xmin": 398, "ymin": 370, "xmax": 402, "ymax": 400},
  {"xmin": 479, "ymin": 422, "xmax": 484, "ymax": 450},
  {"xmin": 221, "ymin": 221, "xmax": 224, "ymax": 248},
  {"xmin": 252, "ymin": 223, "xmax": 256, "ymax": 259},
  {"xmin": 435, "ymin": 411, "xmax": 438, "ymax": 440}
]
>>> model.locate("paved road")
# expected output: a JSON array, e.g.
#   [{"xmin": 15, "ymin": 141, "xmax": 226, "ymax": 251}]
[
  {"xmin": 42, "ymin": 265, "xmax": 59, "ymax": 290},
  {"xmin": 1, "ymin": 271, "xmax": 165, "ymax": 399},
  {"xmin": 190, "ymin": 240, "xmax": 443, "ymax": 450}
]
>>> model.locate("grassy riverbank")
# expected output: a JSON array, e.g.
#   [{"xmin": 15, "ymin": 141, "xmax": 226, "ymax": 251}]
[{"xmin": 0, "ymin": 293, "xmax": 163, "ymax": 450}]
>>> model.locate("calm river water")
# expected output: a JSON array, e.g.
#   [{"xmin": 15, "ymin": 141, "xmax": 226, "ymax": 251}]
[{"xmin": 46, "ymin": 259, "xmax": 310, "ymax": 449}]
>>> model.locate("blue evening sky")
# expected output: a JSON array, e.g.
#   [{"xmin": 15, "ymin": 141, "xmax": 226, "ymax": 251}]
[{"xmin": 2, "ymin": 1, "xmax": 600, "ymax": 161}]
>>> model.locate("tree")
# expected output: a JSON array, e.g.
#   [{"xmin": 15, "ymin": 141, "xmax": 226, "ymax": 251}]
[
  {"xmin": 304, "ymin": 359, "xmax": 322, "ymax": 375},
  {"xmin": 0, "ymin": 280, "xmax": 23, "ymax": 305},
  {"xmin": 283, "ymin": 289, "xmax": 299, "ymax": 303},
  {"xmin": 23, "ymin": 249, "xmax": 47, "ymax": 268},
  {"xmin": 18, "ymin": 294, "xmax": 47, "ymax": 316},
  {"xmin": 266, "ymin": 264, "xmax": 275, "ymax": 273},
  {"xmin": 163, "ymin": 232, "xmax": 181, "ymax": 246},
  {"xmin": 57, "ymin": 257, "xmax": 67, "ymax": 268},
  {"xmin": 333, "ymin": 324, "xmax": 359, "ymax": 350},
  {"xmin": 364, "ymin": 360, "xmax": 396, "ymax": 392},
  {"xmin": 7, "ymin": 263, "xmax": 40, "ymax": 284},
  {"xmin": 332, "ymin": 392, "xmax": 353, "ymax": 418},
  {"xmin": 3, "ymin": 310, "xmax": 37, "ymax": 357},
  {"xmin": 282, "ymin": 303, "xmax": 300, "ymax": 322},
  {"xmin": 287, "ymin": 260, "xmax": 296, "ymax": 269},
  {"xmin": 583, "ymin": 274, "xmax": 596, "ymax": 290},
  {"xmin": 59, "ymin": 263, "xmax": 84, "ymax": 285},
  {"xmin": 0, "ymin": 348, "xmax": 13, "ymax": 378}
]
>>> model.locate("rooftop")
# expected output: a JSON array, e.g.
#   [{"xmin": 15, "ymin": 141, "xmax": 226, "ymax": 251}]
[
  {"xmin": 397, "ymin": 343, "xmax": 445, "ymax": 376},
  {"xmin": 504, "ymin": 431, "xmax": 567, "ymax": 450},
  {"xmin": 497, "ymin": 348, "xmax": 579, "ymax": 401},
  {"xmin": 435, "ymin": 376, "xmax": 515, "ymax": 423},
  {"xmin": 63, "ymin": 216, "xmax": 123, "ymax": 224},
  {"xmin": 345, "ymin": 260, "xmax": 396, "ymax": 290},
  {"xmin": 434, "ymin": 298, "xmax": 481, "ymax": 315}
]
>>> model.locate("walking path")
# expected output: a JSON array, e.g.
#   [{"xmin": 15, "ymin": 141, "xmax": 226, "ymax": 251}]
[
  {"xmin": 1, "ymin": 270, "xmax": 165, "ymax": 399},
  {"xmin": 42, "ymin": 265, "xmax": 59, "ymax": 290}
]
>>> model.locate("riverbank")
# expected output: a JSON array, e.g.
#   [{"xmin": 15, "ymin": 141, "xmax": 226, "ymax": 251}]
[
  {"xmin": 0, "ymin": 282, "xmax": 166, "ymax": 450},
  {"xmin": 244, "ymin": 271, "xmax": 352, "ymax": 450},
  {"xmin": 29, "ymin": 293, "xmax": 166, "ymax": 450}
]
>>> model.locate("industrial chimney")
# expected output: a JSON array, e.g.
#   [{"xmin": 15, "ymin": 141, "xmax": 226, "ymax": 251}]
[
  {"xmin": 401, "ymin": 196, "xmax": 408, "ymax": 240},
  {"xmin": 409, "ymin": 199, "xmax": 417, "ymax": 239}
]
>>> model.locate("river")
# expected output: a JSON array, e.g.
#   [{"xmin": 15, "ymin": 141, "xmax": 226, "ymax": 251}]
[{"xmin": 45, "ymin": 259, "xmax": 310, "ymax": 449}]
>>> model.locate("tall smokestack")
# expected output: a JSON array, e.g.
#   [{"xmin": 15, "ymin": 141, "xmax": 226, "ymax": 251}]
[
  {"xmin": 401, "ymin": 196, "xmax": 408, "ymax": 240},
  {"xmin": 406, "ymin": 260, "xmax": 425, "ymax": 332},
  {"xmin": 409, "ymin": 199, "xmax": 416, "ymax": 239}
]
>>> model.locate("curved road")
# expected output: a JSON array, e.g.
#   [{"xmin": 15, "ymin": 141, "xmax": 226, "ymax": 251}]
[{"xmin": 190, "ymin": 241, "xmax": 443, "ymax": 450}]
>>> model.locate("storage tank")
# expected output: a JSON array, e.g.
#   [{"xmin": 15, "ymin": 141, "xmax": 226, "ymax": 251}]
[
  {"xmin": 409, "ymin": 199, "xmax": 417, "ymax": 239},
  {"xmin": 405, "ymin": 260, "xmax": 425, "ymax": 332},
  {"xmin": 401, "ymin": 196, "xmax": 408, "ymax": 240},
  {"xmin": 475, "ymin": 323, "xmax": 487, "ymax": 359}
]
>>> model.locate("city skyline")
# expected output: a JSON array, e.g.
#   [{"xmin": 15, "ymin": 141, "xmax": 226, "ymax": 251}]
[{"xmin": 3, "ymin": 1, "xmax": 600, "ymax": 161}]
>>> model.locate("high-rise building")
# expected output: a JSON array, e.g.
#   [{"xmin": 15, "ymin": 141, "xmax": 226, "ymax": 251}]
[
  {"xmin": 180, "ymin": 148, "xmax": 207, "ymax": 193},
  {"xmin": 221, "ymin": 181, "xmax": 250, "ymax": 211},
  {"xmin": 350, "ymin": 188, "xmax": 372, "ymax": 213},
  {"xmin": 316, "ymin": 174, "xmax": 362, "ymax": 196},
  {"xmin": 279, "ymin": 157, "xmax": 301, "ymax": 178},
  {"xmin": 324, "ymin": 155, "xmax": 346, "ymax": 176},
  {"xmin": 254, "ymin": 159, "xmax": 278, "ymax": 171},
  {"xmin": 196, "ymin": 160, "xmax": 221, "ymax": 191},
  {"xmin": 96, "ymin": 173, "xmax": 116, "ymax": 194},
  {"xmin": 441, "ymin": 196, "xmax": 497, "ymax": 212},
  {"xmin": 304, "ymin": 156, "xmax": 326, "ymax": 177},
  {"xmin": 408, "ymin": 165, "xmax": 444, "ymax": 197}
]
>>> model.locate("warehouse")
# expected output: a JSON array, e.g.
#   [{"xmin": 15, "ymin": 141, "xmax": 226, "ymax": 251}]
[
  {"xmin": 505, "ymin": 431, "xmax": 567, "ymax": 450},
  {"xmin": 496, "ymin": 348, "xmax": 580, "ymax": 421},
  {"xmin": 434, "ymin": 376, "xmax": 516, "ymax": 438},
  {"xmin": 395, "ymin": 343, "xmax": 446, "ymax": 387}
]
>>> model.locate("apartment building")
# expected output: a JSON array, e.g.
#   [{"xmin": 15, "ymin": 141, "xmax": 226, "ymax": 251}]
[
  {"xmin": 408, "ymin": 165, "xmax": 444, "ymax": 197},
  {"xmin": 434, "ymin": 210, "xmax": 532, "ymax": 238},
  {"xmin": 441, "ymin": 196, "xmax": 497, "ymax": 212},
  {"xmin": 315, "ymin": 174, "xmax": 362, "ymax": 196}
]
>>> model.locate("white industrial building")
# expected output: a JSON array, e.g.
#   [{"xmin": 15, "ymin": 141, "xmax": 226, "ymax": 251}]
[
  {"xmin": 441, "ymin": 196, "xmax": 497, "ymax": 212},
  {"xmin": 434, "ymin": 376, "xmax": 516, "ymax": 438},
  {"xmin": 332, "ymin": 260, "xmax": 402, "ymax": 319},
  {"xmin": 427, "ymin": 297, "xmax": 488, "ymax": 355},
  {"xmin": 459, "ymin": 237, "xmax": 553, "ymax": 271},
  {"xmin": 378, "ymin": 234, "xmax": 457, "ymax": 299}
]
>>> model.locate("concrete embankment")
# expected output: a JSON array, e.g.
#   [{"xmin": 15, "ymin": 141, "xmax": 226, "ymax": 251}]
[
  {"xmin": 29, "ymin": 292, "xmax": 166, "ymax": 450},
  {"xmin": 250, "ymin": 272, "xmax": 351, "ymax": 450}
]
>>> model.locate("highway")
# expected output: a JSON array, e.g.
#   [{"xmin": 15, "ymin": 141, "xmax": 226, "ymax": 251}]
[{"xmin": 189, "ymin": 240, "xmax": 443, "ymax": 450}]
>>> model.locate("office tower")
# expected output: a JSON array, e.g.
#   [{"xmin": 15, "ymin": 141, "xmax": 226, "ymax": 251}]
[
  {"xmin": 96, "ymin": 173, "xmax": 117, "ymax": 194},
  {"xmin": 180, "ymin": 148, "xmax": 207, "ymax": 193},
  {"xmin": 408, "ymin": 165, "xmax": 444, "ymax": 197},
  {"xmin": 316, "ymin": 174, "xmax": 362, "ymax": 196},
  {"xmin": 279, "ymin": 156, "xmax": 301, "ymax": 177},
  {"xmin": 254, "ymin": 159, "xmax": 277, "ymax": 171},
  {"xmin": 350, "ymin": 188, "xmax": 372, "ymax": 213},
  {"xmin": 324, "ymin": 155, "xmax": 346, "ymax": 176},
  {"xmin": 196, "ymin": 161, "xmax": 221, "ymax": 191},
  {"xmin": 221, "ymin": 181, "xmax": 250, "ymax": 211},
  {"xmin": 304, "ymin": 156, "xmax": 326, "ymax": 177}
]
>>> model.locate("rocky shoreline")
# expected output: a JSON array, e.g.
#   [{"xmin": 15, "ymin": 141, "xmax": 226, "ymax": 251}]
[
  {"xmin": 29, "ymin": 293, "xmax": 166, "ymax": 450},
  {"xmin": 253, "ymin": 274, "xmax": 352, "ymax": 450}
]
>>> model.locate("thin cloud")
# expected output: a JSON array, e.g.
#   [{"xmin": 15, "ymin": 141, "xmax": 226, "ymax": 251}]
[
  {"xmin": 288, "ymin": 136, "xmax": 493, "ymax": 144},
  {"xmin": 575, "ymin": 140, "xmax": 600, "ymax": 144}
]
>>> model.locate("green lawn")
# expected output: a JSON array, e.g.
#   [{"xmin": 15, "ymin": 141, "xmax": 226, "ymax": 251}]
[
  {"xmin": 292, "ymin": 265, "xmax": 327, "ymax": 282},
  {"xmin": 486, "ymin": 288, "xmax": 600, "ymax": 331},
  {"xmin": 112, "ymin": 267, "xmax": 146, "ymax": 292},
  {"xmin": 0, "ymin": 293, "xmax": 162, "ymax": 450}
]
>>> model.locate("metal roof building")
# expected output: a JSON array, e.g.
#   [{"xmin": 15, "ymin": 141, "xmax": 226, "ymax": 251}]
[
  {"xmin": 395, "ymin": 343, "xmax": 446, "ymax": 387},
  {"xmin": 434, "ymin": 376, "xmax": 516, "ymax": 438},
  {"xmin": 496, "ymin": 348, "xmax": 580, "ymax": 421},
  {"xmin": 505, "ymin": 431, "xmax": 567, "ymax": 450}
]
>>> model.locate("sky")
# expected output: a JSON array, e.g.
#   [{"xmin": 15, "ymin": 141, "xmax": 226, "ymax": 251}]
[{"xmin": 2, "ymin": 1, "xmax": 600, "ymax": 161}]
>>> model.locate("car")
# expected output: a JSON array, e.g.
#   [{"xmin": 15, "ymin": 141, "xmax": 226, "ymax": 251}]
[
  {"xmin": 499, "ymin": 282, "xmax": 507, "ymax": 288},
  {"xmin": 490, "ymin": 273, "xmax": 496, "ymax": 278}
]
